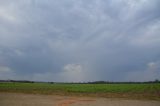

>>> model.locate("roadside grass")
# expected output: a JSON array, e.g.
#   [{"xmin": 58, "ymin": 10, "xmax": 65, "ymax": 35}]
[{"xmin": 0, "ymin": 82, "xmax": 160, "ymax": 100}]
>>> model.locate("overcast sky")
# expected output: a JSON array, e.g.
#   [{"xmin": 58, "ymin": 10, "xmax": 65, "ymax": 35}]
[{"xmin": 0, "ymin": 0, "xmax": 160, "ymax": 82}]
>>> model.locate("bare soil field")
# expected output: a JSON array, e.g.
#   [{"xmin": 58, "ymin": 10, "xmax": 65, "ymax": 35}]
[{"xmin": 0, "ymin": 93, "xmax": 160, "ymax": 106}]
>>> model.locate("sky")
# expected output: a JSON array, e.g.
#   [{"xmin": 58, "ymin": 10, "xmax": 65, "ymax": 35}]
[{"xmin": 0, "ymin": 0, "xmax": 160, "ymax": 82}]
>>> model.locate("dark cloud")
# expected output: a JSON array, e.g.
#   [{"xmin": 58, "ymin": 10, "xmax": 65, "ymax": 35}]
[{"xmin": 0, "ymin": 0, "xmax": 160, "ymax": 82}]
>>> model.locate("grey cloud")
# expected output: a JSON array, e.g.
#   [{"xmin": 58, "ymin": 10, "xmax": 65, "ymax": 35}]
[{"xmin": 0, "ymin": 0, "xmax": 160, "ymax": 81}]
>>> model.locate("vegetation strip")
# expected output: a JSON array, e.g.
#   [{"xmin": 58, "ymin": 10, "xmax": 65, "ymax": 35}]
[{"xmin": 0, "ymin": 82, "xmax": 160, "ymax": 100}]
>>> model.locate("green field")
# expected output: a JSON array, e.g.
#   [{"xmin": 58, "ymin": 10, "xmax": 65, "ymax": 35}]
[{"xmin": 0, "ymin": 82, "xmax": 160, "ymax": 100}]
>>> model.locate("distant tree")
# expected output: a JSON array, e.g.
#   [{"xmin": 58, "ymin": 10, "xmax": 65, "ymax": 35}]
[{"xmin": 154, "ymin": 79, "xmax": 160, "ymax": 83}]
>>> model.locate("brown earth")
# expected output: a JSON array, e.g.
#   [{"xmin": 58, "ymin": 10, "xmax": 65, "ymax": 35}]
[{"xmin": 0, "ymin": 92, "xmax": 160, "ymax": 106}]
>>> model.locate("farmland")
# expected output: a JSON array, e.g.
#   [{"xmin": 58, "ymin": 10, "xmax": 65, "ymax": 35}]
[{"xmin": 0, "ymin": 82, "xmax": 160, "ymax": 100}]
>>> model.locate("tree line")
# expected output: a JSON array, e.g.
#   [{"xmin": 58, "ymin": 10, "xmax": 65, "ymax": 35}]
[{"xmin": 0, "ymin": 79, "xmax": 159, "ymax": 84}]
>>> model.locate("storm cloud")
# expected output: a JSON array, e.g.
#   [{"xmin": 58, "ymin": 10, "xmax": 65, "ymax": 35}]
[{"xmin": 0, "ymin": 0, "xmax": 160, "ymax": 82}]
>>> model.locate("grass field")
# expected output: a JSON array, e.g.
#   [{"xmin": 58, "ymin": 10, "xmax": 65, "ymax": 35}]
[{"xmin": 0, "ymin": 82, "xmax": 160, "ymax": 100}]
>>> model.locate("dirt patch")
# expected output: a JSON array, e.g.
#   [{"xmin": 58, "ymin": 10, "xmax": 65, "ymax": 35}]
[
  {"xmin": 58, "ymin": 98, "xmax": 77, "ymax": 106},
  {"xmin": 0, "ymin": 92, "xmax": 160, "ymax": 106},
  {"xmin": 57, "ymin": 98, "xmax": 95, "ymax": 106}
]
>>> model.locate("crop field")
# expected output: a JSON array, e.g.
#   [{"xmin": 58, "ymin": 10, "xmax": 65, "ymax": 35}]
[{"xmin": 0, "ymin": 82, "xmax": 160, "ymax": 100}]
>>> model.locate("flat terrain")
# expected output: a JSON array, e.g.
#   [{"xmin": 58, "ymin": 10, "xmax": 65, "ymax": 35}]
[
  {"xmin": 0, "ymin": 82, "xmax": 160, "ymax": 100},
  {"xmin": 0, "ymin": 93, "xmax": 160, "ymax": 106}
]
